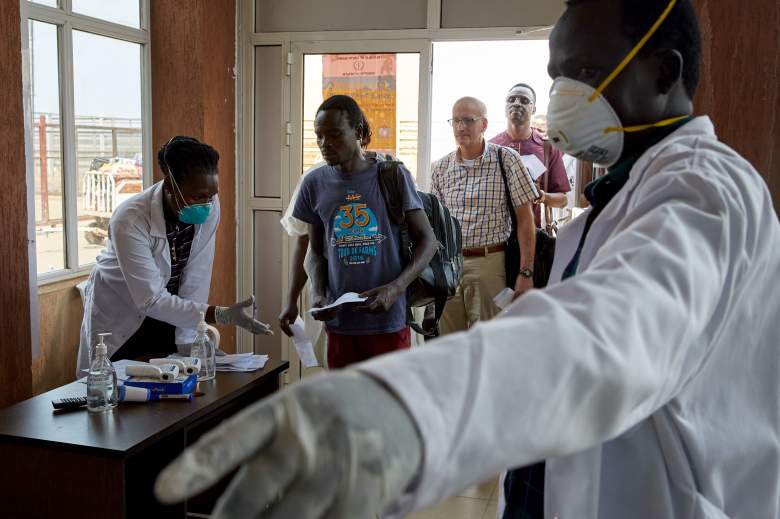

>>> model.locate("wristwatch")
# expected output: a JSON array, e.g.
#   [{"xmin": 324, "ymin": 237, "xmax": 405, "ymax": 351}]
[{"xmin": 518, "ymin": 267, "xmax": 534, "ymax": 278}]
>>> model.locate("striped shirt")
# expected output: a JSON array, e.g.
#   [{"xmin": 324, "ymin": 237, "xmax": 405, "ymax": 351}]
[
  {"xmin": 430, "ymin": 141, "xmax": 538, "ymax": 248},
  {"xmin": 165, "ymin": 221, "xmax": 195, "ymax": 295}
]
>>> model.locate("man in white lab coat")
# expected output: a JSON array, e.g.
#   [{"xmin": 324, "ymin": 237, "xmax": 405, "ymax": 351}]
[
  {"xmin": 155, "ymin": 2, "xmax": 780, "ymax": 518},
  {"xmin": 77, "ymin": 136, "xmax": 270, "ymax": 376}
]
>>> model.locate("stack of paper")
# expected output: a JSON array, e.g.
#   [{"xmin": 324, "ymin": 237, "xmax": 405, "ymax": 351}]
[{"xmin": 215, "ymin": 353, "xmax": 269, "ymax": 372}]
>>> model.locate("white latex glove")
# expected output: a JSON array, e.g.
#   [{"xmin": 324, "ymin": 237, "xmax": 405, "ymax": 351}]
[
  {"xmin": 215, "ymin": 295, "xmax": 273, "ymax": 335},
  {"xmin": 154, "ymin": 371, "xmax": 422, "ymax": 519}
]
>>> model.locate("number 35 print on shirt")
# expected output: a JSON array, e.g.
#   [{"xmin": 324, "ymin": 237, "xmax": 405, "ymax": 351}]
[{"xmin": 332, "ymin": 190, "xmax": 386, "ymax": 266}]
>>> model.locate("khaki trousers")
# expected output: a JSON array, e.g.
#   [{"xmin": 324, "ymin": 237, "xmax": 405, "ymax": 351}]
[{"xmin": 439, "ymin": 251, "xmax": 506, "ymax": 335}]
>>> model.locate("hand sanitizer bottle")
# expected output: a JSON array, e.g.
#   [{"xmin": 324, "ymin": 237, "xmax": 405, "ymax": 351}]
[
  {"xmin": 87, "ymin": 333, "xmax": 118, "ymax": 412},
  {"xmin": 192, "ymin": 313, "xmax": 215, "ymax": 381}
]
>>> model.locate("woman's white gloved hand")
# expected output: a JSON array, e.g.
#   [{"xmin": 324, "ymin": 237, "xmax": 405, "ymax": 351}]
[
  {"xmin": 154, "ymin": 371, "xmax": 422, "ymax": 519},
  {"xmin": 215, "ymin": 295, "xmax": 273, "ymax": 335}
]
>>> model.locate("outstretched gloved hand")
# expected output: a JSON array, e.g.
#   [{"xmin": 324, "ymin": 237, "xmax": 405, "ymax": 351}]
[
  {"xmin": 215, "ymin": 295, "xmax": 273, "ymax": 335},
  {"xmin": 154, "ymin": 371, "xmax": 422, "ymax": 519}
]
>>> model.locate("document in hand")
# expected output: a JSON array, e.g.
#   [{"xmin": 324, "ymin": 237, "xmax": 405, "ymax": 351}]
[
  {"xmin": 520, "ymin": 154, "xmax": 547, "ymax": 181},
  {"xmin": 493, "ymin": 287, "xmax": 516, "ymax": 310},
  {"xmin": 308, "ymin": 292, "xmax": 367, "ymax": 315},
  {"xmin": 290, "ymin": 316, "xmax": 319, "ymax": 368}
]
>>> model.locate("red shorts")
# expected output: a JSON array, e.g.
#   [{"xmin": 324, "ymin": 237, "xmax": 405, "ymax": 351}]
[{"xmin": 326, "ymin": 327, "xmax": 411, "ymax": 369}]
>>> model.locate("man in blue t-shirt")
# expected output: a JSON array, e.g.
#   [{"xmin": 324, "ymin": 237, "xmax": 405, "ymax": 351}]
[{"xmin": 293, "ymin": 95, "xmax": 436, "ymax": 368}]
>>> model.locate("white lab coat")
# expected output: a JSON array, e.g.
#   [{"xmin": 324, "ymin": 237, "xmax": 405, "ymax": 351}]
[
  {"xmin": 77, "ymin": 181, "xmax": 219, "ymax": 376},
  {"xmin": 360, "ymin": 117, "xmax": 780, "ymax": 519}
]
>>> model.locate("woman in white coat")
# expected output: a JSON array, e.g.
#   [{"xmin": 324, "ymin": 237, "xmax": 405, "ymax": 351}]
[{"xmin": 77, "ymin": 136, "xmax": 270, "ymax": 376}]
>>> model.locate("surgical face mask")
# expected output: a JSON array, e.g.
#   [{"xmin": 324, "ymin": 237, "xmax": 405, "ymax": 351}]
[
  {"xmin": 546, "ymin": 0, "xmax": 687, "ymax": 167},
  {"xmin": 168, "ymin": 173, "xmax": 213, "ymax": 225},
  {"xmin": 178, "ymin": 203, "xmax": 212, "ymax": 225}
]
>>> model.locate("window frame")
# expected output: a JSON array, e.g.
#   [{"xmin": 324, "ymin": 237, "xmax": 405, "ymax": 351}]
[{"xmin": 20, "ymin": 0, "xmax": 152, "ymax": 285}]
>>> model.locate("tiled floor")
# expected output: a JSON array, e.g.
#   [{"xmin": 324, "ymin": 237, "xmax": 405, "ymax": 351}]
[{"xmin": 407, "ymin": 476, "xmax": 499, "ymax": 519}]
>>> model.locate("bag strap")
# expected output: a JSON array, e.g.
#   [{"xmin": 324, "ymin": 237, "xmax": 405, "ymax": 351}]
[
  {"xmin": 409, "ymin": 197, "xmax": 448, "ymax": 339},
  {"xmin": 378, "ymin": 161, "xmax": 412, "ymax": 265},
  {"xmin": 542, "ymin": 140, "xmax": 551, "ymax": 193},
  {"xmin": 496, "ymin": 146, "xmax": 518, "ymax": 232},
  {"xmin": 378, "ymin": 161, "xmax": 406, "ymax": 227},
  {"xmin": 408, "ymin": 258, "xmax": 448, "ymax": 339},
  {"xmin": 541, "ymin": 140, "xmax": 556, "ymax": 235},
  {"xmin": 426, "ymin": 202, "xmax": 448, "ymax": 336}
]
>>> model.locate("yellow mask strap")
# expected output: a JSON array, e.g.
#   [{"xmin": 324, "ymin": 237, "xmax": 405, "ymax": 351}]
[
  {"xmin": 604, "ymin": 114, "xmax": 688, "ymax": 134},
  {"xmin": 588, "ymin": 0, "xmax": 677, "ymax": 103}
]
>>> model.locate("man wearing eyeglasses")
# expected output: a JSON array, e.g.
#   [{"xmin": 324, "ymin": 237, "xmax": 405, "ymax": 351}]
[
  {"xmin": 491, "ymin": 83, "xmax": 571, "ymax": 229},
  {"xmin": 430, "ymin": 97, "xmax": 538, "ymax": 335}
]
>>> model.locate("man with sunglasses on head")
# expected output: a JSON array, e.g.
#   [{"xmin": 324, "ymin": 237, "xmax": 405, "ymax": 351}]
[
  {"xmin": 430, "ymin": 96, "xmax": 538, "ymax": 335},
  {"xmin": 491, "ymin": 83, "xmax": 571, "ymax": 228},
  {"xmin": 76, "ymin": 136, "xmax": 271, "ymax": 376}
]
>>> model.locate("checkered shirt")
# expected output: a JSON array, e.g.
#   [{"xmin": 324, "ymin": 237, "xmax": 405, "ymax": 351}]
[{"xmin": 429, "ymin": 142, "xmax": 538, "ymax": 248}]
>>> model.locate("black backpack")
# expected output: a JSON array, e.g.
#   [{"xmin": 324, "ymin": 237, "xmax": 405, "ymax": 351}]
[{"xmin": 377, "ymin": 161, "xmax": 464, "ymax": 337}]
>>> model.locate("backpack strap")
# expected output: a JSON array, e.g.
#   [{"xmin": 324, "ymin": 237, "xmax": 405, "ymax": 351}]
[
  {"xmin": 378, "ymin": 161, "xmax": 447, "ymax": 338},
  {"xmin": 378, "ymin": 161, "xmax": 406, "ymax": 227},
  {"xmin": 408, "ymin": 197, "xmax": 449, "ymax": 338},
  {"xmin": 378, "ymin": 160, "xmax": 413, "ymax": 265},
  {"xmin": 428, "ymin": 200, "xmax": 448, "ymax": 335}
]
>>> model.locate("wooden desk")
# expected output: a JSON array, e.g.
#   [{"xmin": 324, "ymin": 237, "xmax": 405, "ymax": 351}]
[{"xmin": 0, "ymin": 359, "xmax": 289, "ymax": 519}]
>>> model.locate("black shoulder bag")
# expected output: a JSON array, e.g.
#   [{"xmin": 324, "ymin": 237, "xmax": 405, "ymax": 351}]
[{"xmin": 496, "ymin": 146, "xmax": 556, "ymax": 289}]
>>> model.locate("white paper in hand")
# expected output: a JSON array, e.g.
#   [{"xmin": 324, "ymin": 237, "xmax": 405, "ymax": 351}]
[
  {"xmin": 493, "ymin": 287, "xmax": 516, "ymax": 310},
  {"xmin": 308, "ymin": 292, "xmax": 367, "ymax": 315},
  {"xmin": 520, "ymin": 154, "xmax": 547, "ymax": 181},
  {"xmin": 290, "ymin": 316, "xmax": 319, "ymax": 368}
]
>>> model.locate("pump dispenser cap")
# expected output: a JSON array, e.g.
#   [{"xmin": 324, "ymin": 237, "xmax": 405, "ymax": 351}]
[
  {"xmin": 96, "ymin": 333, "xmax": 112, "ymax": 355},
  {"xmin": 197, "ymin": 312, "xmax": 208, "ymax": 333}
]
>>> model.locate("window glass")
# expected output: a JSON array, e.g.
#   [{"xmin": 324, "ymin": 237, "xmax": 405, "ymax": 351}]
[
  {"xmin": 73, "ymin": 30, "xmax": 143, "ymax": 267},
  {"xmin": 72, "ymin": 0, "xmax": 141, "ymax": 28},
  {"xmin": 29, "ymin": 0, "xmax": 59, "ymax": 7},
  {"xmin": 29, "ymin": 20, "xmax": 66, "ymax": 274}
]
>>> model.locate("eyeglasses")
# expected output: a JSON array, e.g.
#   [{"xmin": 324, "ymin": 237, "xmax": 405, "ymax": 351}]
[
  {"xmin": 507, "ymin": 95, "xmax": 533, "ymax": 105},
  {"xmin": 447, "ymin": 117, "xmax": 483, "ymax": 127}
]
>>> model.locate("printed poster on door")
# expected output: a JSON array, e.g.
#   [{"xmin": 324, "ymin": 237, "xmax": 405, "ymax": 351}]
[{"xmin": 323, "ymin": 54, "xmax": 396, "ymax": 156}]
